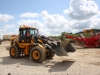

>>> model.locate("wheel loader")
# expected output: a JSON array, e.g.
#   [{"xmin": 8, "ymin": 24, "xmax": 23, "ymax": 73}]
[{"xmin": 6, "ymin": 25, "xmax": 76, "ymax": 63}]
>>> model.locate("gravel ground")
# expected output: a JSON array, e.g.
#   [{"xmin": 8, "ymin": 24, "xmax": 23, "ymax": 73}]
[{"xmin": 0, "ymin": 41, "xmax": 100, "ymax": 75}]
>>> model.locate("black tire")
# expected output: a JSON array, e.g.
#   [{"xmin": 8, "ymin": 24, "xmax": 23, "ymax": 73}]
[
  {"xmin": 46, "ymin": 52, "xmax": 55, "ymax": 59},
  {"xmin": 0, "ymin": 40, "xmax": 1, "ymax": 45},
  {"xmin": 9, "ymin": 46, "xmax": 20, "ymax": 58},
  {"xmin": 30, "ymin": 46, "xmax": 46, "ymax": 63}
]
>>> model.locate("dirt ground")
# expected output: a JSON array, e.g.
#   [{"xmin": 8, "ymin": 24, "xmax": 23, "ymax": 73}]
[{"xmin": 0, "ymin": 41, "xmax": 100, "ymax": 75}]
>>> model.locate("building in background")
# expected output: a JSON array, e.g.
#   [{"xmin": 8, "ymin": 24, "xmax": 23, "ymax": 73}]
[
  {"xmin": 3, "ymin": 35, "xmax": 12, "ymax": 41},
  {"xmin": 84, "ymin": 29, "xmax": 100, "ymax": 34}
]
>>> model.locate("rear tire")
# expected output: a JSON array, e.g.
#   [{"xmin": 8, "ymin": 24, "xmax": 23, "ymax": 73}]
[
  {"xmin": 30, "ymin": 46, "xmax": 46, "ymax": 63},
  {"xmin": 9, "ymin": 46, "xmax": 20, "ymax": 58},
  {"xmin": 0, "ymin": 39, "xmax": 1, "ymax": 45}
]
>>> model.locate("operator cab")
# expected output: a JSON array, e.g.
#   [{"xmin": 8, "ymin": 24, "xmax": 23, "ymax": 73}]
[{"xmin": 19, "ymin": 25, "xmax": 38, "ymax": 43}]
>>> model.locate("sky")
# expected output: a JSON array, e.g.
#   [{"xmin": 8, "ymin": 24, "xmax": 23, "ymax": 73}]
[{"xmin": 0, "ymin": 0, "xmax": 100, "ymax": 38}]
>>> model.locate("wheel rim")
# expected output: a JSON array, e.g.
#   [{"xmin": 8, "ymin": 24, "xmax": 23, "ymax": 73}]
[
  {"xmin": 11, "ymin": 48, "xmax": 16, "ymax": 56},
  {"xmin": 33, "ymin": 51, "xmax": 40, "ymax": 60}
]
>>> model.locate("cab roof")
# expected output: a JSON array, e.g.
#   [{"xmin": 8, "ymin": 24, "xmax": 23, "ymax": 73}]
[{"xmin": 19, "ymin": 25, "xmax": 37, "ymax": 29}]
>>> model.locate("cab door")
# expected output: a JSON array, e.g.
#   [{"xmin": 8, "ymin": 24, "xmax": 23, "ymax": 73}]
[
  {"xmin": 26, "ymin": 29, "xmax": 31, "ymax": 43},
  {"xmin": 19, "ymin": 28, "xmax": 27, "ymax": 43}
]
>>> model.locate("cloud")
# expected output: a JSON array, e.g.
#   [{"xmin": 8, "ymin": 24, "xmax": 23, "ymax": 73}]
[
  {"xmin": 0, "ymin": 14, "xmax": 14, "ymax": 22},
  {"xmin": 17, "ymin": 1, "xmax": 100, "ymax": 36},
  {"xmin": 64, "ymin": 0, "xmax": 99, "ymax": 20},
  {"xmin": 41, "ymin": 11, "xmax": 68, "ymax": 28},
  {"xmin": 0, "ymin": 24, "xmax": 16, "ymax": 39},
  {"xmin": 18, "ymin": 19, "xmax": 52, "ymax": 36},
  {"xmin": 68, "ymin": 16, "xmax": 100, "ymax": 32},
  {"xmin": 0, "ymin": 24, "xmax": 16, "ymax": 33},
  {"xmin": 41, "ymin": 11, "xmax": 72, "ymax": 35},
  {"xmin": 18, "ymin": 11, "xmax": 72, "ymax": 36},
  {"xmin": 69, "ymin": 20, "xmax": 91, "ymax": 29},
  {"xmin": 62, "ymin": 0, "xmax": 100, "ymax": 33},
  {"xmin": 20, "ymin": 12, "xmax": 40, "ymax": 18},
  {"xmin": 18, "ymin": 11, "xmax": 92, "ymax": 36},
  {"xmin": 41, "ymin": 11, "xmax": 97, "ymax": 34},
  {"xmin": 18, "ymin": 19, "xmax": 43, "ymax": 29},
  {"xmin": 1, "ymin": 0, "xmax": 100, "ymax": 38},
  {"xmin": 89, "ymin": 17, "xmax": 100, "ymax": 28},
  {"xmin": 4, "ymin": 24, "xmax": 15, "ymax": 29}
]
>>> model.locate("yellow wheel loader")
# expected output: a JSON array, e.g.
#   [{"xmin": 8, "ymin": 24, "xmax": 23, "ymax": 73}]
[{"xmin": 6, "ymin": 25, "xmax": 76, "ymax": 63}]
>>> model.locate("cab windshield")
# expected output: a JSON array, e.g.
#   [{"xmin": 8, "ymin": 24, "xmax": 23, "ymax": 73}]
[
  {"xmin": 30, "ymin": 29, "xmax": 38, "ymax": 36},
  {"xmin": 30, "ymin": 29, "xmax": 35, "ymax": 35},
  {"xmin": 34, "ymin": 29, "xmax": 38, "ymax": 36}
]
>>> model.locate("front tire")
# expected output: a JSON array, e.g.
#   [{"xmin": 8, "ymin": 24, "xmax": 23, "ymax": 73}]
[
  {"xmin": 9, "ymin": 46, "xmax": 20, "ymax": 58},
  {"xmin": 30, "ymin": 46, "xmax": 46, "ymax": 63},
  {"xmin": 46, "ymin": 52, "xmax": 55, "ymax": 59}
]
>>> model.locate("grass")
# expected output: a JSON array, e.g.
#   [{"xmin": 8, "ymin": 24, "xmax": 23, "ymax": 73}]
[{"xmin": 69, "ymin": 33, "xmax": 92, "ymax": 37}]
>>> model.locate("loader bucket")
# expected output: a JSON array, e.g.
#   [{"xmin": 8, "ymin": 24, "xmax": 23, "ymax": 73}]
[
  {"xmin": 54, "ymin": 40, "xmax": 76, "ymax": 56},
  {"xmin": 55, "ymin": 42, "xmax": 68, "ymax": 56},
  {"xmin": 60, "ymin": 40, "xmax": 76, "ymax": 52}
]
